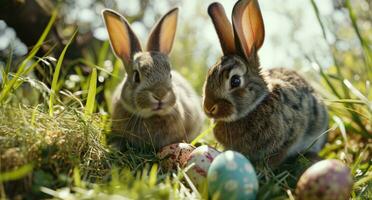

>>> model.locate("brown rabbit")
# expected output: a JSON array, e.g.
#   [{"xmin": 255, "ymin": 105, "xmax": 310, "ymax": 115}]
[
  {"xmin": 102, "ymin": 8, "xmax": 203, "ymax": 151},
  {"xmin": 203, "ymin": 0, "xmax": 328, "ymax": 167}
]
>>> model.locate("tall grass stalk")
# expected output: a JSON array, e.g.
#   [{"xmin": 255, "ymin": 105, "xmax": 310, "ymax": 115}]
[
  {"xmin": 0, "ymin": 46, "xmax": 13, "ymax": 88},
  {"xmin": 49, "ymin": 30, "xmax": 77, "ymax": 116},
  {"xmin": 345, "ymin": 0, "xmax": 372, "ymax": 72},
  {"xmin": 84, "ymin": 68, "xmax": 97, "ymax": 116},
  {"xmin": 310, "ymin": 0, "xmax": 371, "ymax": 137}
]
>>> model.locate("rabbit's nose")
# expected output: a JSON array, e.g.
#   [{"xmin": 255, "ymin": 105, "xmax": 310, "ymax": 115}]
[
  {"xmin": 152, "ymin": 94, "xmax": 161, "ymax": 101},
  {"xmin": 151, "ymin": 92, "xmax": 169, "ymax": 102},
  {"xmin": 204, "ymin": 104, "xmax": 218, "ymax": 115}
]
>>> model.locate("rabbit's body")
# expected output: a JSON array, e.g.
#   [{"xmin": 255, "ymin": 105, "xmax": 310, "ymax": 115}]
[
  {"xmin": 204, "ymin": 0, "xmax": 328, "ymax": 167},
  {"xmin": 213, "ymin": 67, "xmax": 328, "ymax": 166},
  {"xmin": 103, "ymin": 8, "xmax": 203, "ymax": 151},
  {"xmin": 112, "ymin": 70, "xmax": 203, "ymax": 150}
]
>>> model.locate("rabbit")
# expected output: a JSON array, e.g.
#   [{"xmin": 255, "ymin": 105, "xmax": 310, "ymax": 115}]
[
  {"xmin": 203, "ymin": 0, "xmax": 329, "ymax": 167},
  {"xmin": 102, "ymin": 8, "xmax": 204, "ymax": 151}
]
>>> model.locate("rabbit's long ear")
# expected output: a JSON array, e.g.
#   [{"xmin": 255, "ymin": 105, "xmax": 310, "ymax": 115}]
[
  {"xmin": 146, "ymin": 8, "xmax": 179, "ymax": 55},
  {"xmin": 102, "ymin": 9, "xmax": 142, "ymax": 68},
  {"xmin": 208, "ymin": 2, "xmax": 236, "ymax": 55},
  {"xmin": 232, "ymin": 0, "xmax": 264, "ymax": 59}
]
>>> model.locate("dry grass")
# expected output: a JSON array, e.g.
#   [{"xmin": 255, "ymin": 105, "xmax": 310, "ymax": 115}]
[{"xmin": 0, "ymin": 105, "xmax": 108, "ymax": 197}]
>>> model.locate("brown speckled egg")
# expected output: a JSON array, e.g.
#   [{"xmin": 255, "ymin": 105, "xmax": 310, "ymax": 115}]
[
  {"xmin": 296, "ymin": 159, "xmax": 353, "ymax": 200},
  {"xmin": 157, "ymin": 143, "xmax": 195, "ymax": 171}
]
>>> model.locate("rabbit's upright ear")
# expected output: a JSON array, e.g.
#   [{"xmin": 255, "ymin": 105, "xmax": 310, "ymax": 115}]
[
  {"xmin": 208, "ymin": 2, "xmax": 236, "ymax": 55},
  {"xmin": 232, "ymin": 0, "xmax": 265, "ymax": 59},
  {"xmin": 102, "ymin": 9, "xmax": 142, "ymax": 68},
  {"xmin": 146, "ymin": 8, "xmax": 179, "ymax": 55}
]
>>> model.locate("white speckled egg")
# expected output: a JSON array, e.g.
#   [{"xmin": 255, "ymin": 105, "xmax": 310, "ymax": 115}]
[
  {"xmin": 157, "ymin": 143, "xmax": 195, "ymax": 171},
  {"xmin": 296, "ymin": 159, "xmax": 353, "ymax": 200},
  {"xmin": 207, "ymin": 151, "xmax": 258, "ymax": 200},
  {"xmin": 186, "ymin": 145, "xmax": 221, "ymax": 189}
]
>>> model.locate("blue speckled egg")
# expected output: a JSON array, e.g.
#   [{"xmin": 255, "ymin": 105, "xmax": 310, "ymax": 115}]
[{"xmin": 207, "ymin": 151, "xmax": 258, "ymax": 200}]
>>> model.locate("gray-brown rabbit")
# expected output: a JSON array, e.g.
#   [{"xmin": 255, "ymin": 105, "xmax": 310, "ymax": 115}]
[
  {"xmin": 203, "ymin": 0, "xmax": 328, "ymax": 167},
  {"xmin": 102, "ymin": 8, "xmax": 203, "ymax": 151}
]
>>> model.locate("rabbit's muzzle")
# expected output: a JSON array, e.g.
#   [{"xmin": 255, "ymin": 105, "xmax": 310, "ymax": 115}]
[
  {"xmin": 150, "ymin": 91, "xmax": 172, "ymax": 111},
  {"xmin": 135, "ymin": 87, "xmax": 176, "ymax": 115},
  {"xmin": 203, "ymin": 97, "xmax": 234, "ymax": 119},
  {"xmin": 204, "ymin": 103, "xmax": 218, "ymax": 115}
]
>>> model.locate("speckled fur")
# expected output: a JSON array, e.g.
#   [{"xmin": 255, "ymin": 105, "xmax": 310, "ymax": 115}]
[
  {"xmin": 205, "ymin": 56, "xmax": 328, "ymax": 167},
  {"xmin": 204, "ymin": 0, "xmax": 328, "ymax": 167}
]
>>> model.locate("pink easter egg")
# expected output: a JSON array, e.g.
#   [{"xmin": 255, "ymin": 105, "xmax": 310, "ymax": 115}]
[
  {"xmin": 296, "ymin": 159, "xmax": 353, "ymax": 200},
  {"xmin": 186, "ymin": 145, "xmax": 221, "ymax": 189}
]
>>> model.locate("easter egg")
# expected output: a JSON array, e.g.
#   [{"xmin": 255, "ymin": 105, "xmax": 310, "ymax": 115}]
[
  {"xmin": 186, "ymin": 145, "xmax": 221, "ymax": 189},
  {"xmin": 207, "ymin": 151, "xmax": 258, "ymax": 200},
  {"xmin": 157, "ymin": 143, "xmax": 195, "ymax": 171},
  {"xmin": 296, "ymin": 159, "xmax": 353, "ymax": 200}
]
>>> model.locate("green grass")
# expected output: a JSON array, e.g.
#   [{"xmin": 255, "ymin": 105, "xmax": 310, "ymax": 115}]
[
  {"xmin": 49, "ymin": 30, "xmax": 78, "ymax": 117},
  {"xmin": 84, "ymin": 68, "xmax": 97, "ymax": 116},
  {"xmin": 0, "ymin": 1, "xmax": 371, "ymax": 199},
  {"xmin": 0, "ymin": 10, "xmax": 58, "ymax": 103},
  {"xmin": 0, "ymin": 104, "xmax": 370, "ymax": 199},
  {"xmin": 0, "ymin": 105, "xmax": 108, "ymax": 199}
]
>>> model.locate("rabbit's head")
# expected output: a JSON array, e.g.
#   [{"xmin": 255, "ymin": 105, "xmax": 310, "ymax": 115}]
[
  {"xmin": 203, "ymin": 0, "xmax": 268, "ymax": 122},
  {"xmin": 103, "ymin": 8, "xmax": 179, "ymax": 117}
]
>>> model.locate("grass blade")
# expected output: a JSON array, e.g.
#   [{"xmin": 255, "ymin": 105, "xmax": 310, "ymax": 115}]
[
  {"xmin": 97, "ymin": 41, "xmax": 110, "ymax": 66},
  {"xmin": 84, "ymin": 68, "xmax": 97, "ymax": 116},
  {"xmin": 310, "ymin": 60, "xmax": 341, "ymax": 98},
  {"xmin": 310, "ymin": 0, "xmax": 369, "ymax": 135},
  {"xmin": 49, "ymin": 30, "xmax": 78, "ymax": 116},
  {"xmin": 0, "ymin": 164, "xmax": 33, "ymax": 182},
  {"xmin": 310, "ymin": 0, "xmax": 349, "ymax": 97},
  {"xmin": 0, "ymin": 10, "xmax": 58, "ymax": 103},
  {"xmin": 73, "ymin": 167, "xmax": 82, "ymax": 188},
  {"xmin": 1, "ymin": 45, "xmax": 14, "ymax": 87},
  {"xmin": 191, "ymin": 122, "xmax": 215, "ymax": 146},
  {"xmin": 345, "ymin": 0, "xmax": 372, "ymax": 73},
  {"xmin": 148, "ymin": 164, "xmax": 158, "ymax": 187}
]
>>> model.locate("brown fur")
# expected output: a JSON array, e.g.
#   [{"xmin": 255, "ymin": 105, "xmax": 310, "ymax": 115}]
[
  {"xmin": 111, "ymin": 71, "xmax": 201, "ymax": 151},
  {"xmin": 103, "ymin": 8, "xmax": 204, "ymax": 151},
  {"xmin": 212, "ymin": 67, "xmax": 328, "ymax": 167},
  {"xmin": 204, "ymin": 0, "xmax": 328, "ymax": 167}
]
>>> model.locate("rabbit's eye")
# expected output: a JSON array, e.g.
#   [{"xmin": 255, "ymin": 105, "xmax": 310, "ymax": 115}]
[
  {"xmin": 230, "ymin": 75, "xmax": 241, "ymax": 89},
  {"xmin": 133, "ymin": 70, "xmax": 140, "ymax": 83}
]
